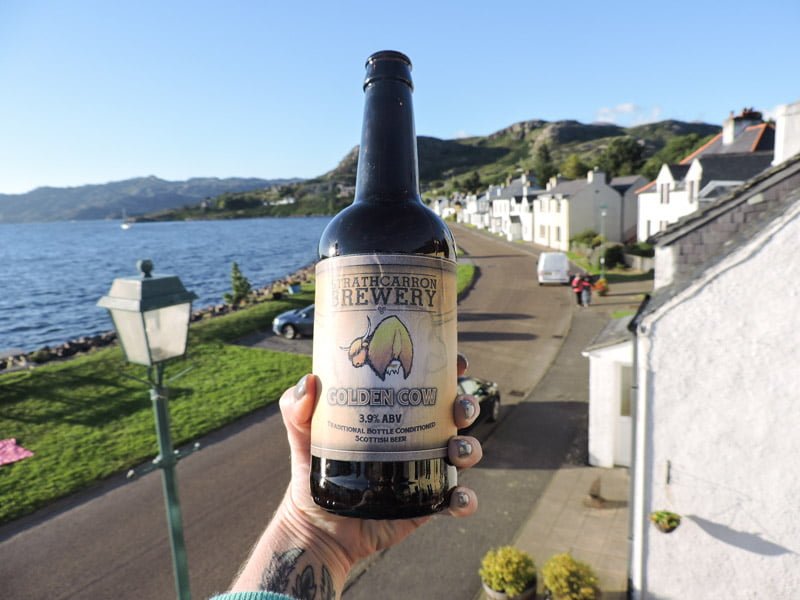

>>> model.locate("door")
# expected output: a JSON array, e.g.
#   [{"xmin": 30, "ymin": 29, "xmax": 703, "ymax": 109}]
[{"xmin": 614, "ymin": 364, "xmax": 632, "ymax": 466}]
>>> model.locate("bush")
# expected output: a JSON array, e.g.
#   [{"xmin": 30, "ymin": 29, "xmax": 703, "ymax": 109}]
[
  {"xmin": 624, "ymin": 241, "xmax": 654, "ymax": 258},
  {"xmin": 541, "ymin": 553, "xmax": 600, "ymax": 600},
  {"xmin": 223, "ymin": 262, "xmax": 253, "ymax": 306},
  {"xmin": 603, "ymin": 244, "xmax": 626, "ymax": 269},
  {"xmin": 479, "ymin": 546, "xmax": 537, "ymax": 597},
  {"xmin": 570, "ymin": 229, "xmax": 598, "ymax": 246}
]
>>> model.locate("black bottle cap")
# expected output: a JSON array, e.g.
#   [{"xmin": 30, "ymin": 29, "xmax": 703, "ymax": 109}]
[{"xmin": 364, "ymin": 50, "xmax": 413, "ymax": 91}]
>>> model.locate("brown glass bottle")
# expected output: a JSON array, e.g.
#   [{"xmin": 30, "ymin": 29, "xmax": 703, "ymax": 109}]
[{"xmin": 310, "ymin": 51, "xmax": 458, "ymax": 519}]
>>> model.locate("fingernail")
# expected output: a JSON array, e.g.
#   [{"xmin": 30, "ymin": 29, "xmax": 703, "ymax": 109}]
[
  {"xmin": 294, "ymin": 375, "xmax": 307, "ymax": 401},
  {"xmin": 456, "ymin": 491, "xmax": 470, "ymax": 508},
  {"xmin": 457, "ymin": 353, "xmax": 468, "ymax": 372},
  {"xmin": 459, "ymin": 398, "xmax": 476, "ymax": 419},
  {"xmin": 457, "ymin": 439, "xmax": 473, "ymax": 458}
]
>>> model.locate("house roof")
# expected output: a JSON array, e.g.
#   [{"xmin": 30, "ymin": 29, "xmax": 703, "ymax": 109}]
[
  {"xmin": 680, "ymin": 124, "xmax": 775, "ymax": 161},
  {"xmin": 544, "ymin": 179, "xmax": 588, "ymax": 196},
  {"xmin": 584, "ymin": 316, "xmax": 633, "ymax": 352},
  {"xmin": 695, "ymin": 152, "xmax": 773, "ymax": 186},
  {"xmin": 642, "ymin": 152, "xmax": 800, "ymax": 317}
]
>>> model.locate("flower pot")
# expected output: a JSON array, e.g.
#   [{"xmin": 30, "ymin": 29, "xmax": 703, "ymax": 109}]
[
  {"xmin": 482, "ymin": 579, "xmax": 537, "ymax": 600},
  {"xmin": 654, "ymin": 521, "xmax": 679, "ymax": 534}
]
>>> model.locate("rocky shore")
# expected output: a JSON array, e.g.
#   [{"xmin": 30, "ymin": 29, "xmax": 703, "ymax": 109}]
[{"xmin": 1, "ymin": 262, "xmax": 317, "ymax": 373}]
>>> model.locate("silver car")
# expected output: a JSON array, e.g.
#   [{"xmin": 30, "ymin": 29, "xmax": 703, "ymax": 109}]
[{"xmin": 272, "ymin": 304, "xmax": 315, "ymax": 339}]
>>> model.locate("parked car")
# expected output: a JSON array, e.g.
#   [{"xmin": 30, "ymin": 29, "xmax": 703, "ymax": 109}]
[
  {"xmin": 457, "ymin": 375, "xmax": 501, "ymax": 432},
  {"xmin": 537, "ymin": 251, "xmax": 570, "ymax": 285},
  {"xmin": 272, "ymin": 304, "xmax": 315, "ymax": 339}
]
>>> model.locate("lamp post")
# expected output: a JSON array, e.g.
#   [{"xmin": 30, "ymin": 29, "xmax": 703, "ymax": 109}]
[
  {"xmin": 600, "ymin": 206, "xmax": 608, "ymax": 279},
  {"xmin": 98, "ymin": 259, "xmax": 198, "ymax": 600}
]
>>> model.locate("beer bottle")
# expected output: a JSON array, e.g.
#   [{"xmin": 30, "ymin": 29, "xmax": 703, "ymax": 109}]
[{"xmin": 310, "ymin": 50, "xmax": 458, "ymax": 519}]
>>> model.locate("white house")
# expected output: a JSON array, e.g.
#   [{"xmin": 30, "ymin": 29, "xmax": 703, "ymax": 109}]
[
  {"xmin": 628, "ymin": 153, "xmax": 800, "ymax": 598},
  {"xmin": 582, "ymin": 317, "xmax": 634, "ymax": 468},
  {"xmin": 480, "ymin": 173, "xmax": 539, "ymax": 241},
  {"xmin": 637, "ymin": 108, "xmax": 775, "ymax": 241},
  {"xmin": 533, "ymin": 169, "xmax": 623, "ymax": 250}
]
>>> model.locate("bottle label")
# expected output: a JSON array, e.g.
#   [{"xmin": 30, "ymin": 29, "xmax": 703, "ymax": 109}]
[{"xmin": 311, "ymin": 254, "xmax": 457, "ymax": 462}]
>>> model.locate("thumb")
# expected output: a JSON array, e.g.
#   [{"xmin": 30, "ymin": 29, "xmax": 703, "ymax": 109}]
[{"xmin": 279, "ymin": 374, "xmax": 317, "ymax": 473}]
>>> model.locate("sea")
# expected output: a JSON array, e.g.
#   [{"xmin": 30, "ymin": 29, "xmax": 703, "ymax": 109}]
[{"xmin": 0, "ymin": 216, "xmax": 332, "ymax": 355}]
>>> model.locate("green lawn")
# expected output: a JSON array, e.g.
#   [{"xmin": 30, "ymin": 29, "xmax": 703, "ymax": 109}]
[{"xmin": 1, "ymin": 264, "xmax": 475, "ymax": 525}]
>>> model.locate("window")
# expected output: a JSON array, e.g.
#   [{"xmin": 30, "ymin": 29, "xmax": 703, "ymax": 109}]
[
  {"xmin": 646, "ymin": 221, "xmax": 652, "ymax": 237},
  {"xmin": 619, "ymin": 365, "xmax": 632, "ymax": 417},
  {"xmin": 555, "ymin": 226, "xmax": 561, "ymax": 242},
  {"xmin": 688, "ymin": 180, "xmax": 696, "ymax": 201},
  {"xmin": 539, "ymin": 225, "xmax": 546, "ymax": 237},
  {"xmin": 660, "ymin": 184, "xmax": 669, "ymax": 204}
]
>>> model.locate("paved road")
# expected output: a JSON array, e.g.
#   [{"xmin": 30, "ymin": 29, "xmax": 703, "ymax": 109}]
[{"xmin": 0, "ymin": 224, "xmax": 578, "ymax": 600}]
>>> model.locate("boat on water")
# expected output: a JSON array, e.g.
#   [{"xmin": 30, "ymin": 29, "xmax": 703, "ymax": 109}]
[{"xmin": 120, "ymin": 209, "xmax": 133, "ymax": 230}]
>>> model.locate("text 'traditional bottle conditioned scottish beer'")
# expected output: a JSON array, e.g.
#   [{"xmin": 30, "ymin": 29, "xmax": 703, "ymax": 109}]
[{"xmin": 310, "ymin": 51, "xmax": 458, "ymax": 519}]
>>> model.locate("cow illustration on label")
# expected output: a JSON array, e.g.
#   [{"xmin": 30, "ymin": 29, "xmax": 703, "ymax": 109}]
[{"xmin": 343, "ymin": 315, "xmax": 413, "ymax": 380}]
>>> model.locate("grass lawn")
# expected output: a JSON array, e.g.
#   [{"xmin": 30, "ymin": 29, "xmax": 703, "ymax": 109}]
[
  {"xmin": 567, "ymin": 251, "xmax": 654, "ymax": 284},
  {"xmin": 1, "ymin": 263, "xmax": 475, "ymax": 525}
]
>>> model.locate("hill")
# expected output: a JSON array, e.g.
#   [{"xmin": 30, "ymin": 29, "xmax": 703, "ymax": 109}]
[
  {"xmin": 146, "ymin": 117, "xmax": 717, "ymax": 221},
  {"xmin": 0, "ymin": 176, "xmax": 300, "ymax": 223}
]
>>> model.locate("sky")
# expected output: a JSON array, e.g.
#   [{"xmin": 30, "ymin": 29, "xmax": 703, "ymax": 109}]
[{"xmin": 1, "ymin": 0, "xmax": 798, "ymax": 195}]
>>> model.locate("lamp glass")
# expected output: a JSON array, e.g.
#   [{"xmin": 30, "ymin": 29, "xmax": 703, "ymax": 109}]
[
  {"xmin": 110, "ymin": 310, "xmax": 151, "ymax": 365},
  {"xmin": 144, "ymin": 302, "xmax": 192, "ymax": 364}
]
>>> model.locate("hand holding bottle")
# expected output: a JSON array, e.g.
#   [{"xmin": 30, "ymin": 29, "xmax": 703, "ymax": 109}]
[{"xmin": 223, "ymin": 354, "xmax": 482, "ymax": 599}]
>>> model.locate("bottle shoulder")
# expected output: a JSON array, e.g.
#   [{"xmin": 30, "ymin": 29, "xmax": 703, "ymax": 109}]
[{"xmin": 319, "ymin": 201, "xmax": 456, "ymax": 260}]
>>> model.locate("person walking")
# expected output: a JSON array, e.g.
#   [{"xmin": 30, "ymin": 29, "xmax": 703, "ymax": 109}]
[
  {"xmin": 571, "ymin": 273, "xmax": 584, "ymax": 306},
  {"xmin": 580, "ymin": 274, "xmax": 593, "ymax": 307}
]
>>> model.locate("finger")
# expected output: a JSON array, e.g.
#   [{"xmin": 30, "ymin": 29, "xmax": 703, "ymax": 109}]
[
  {"xmin": 448, "ymin": 435, "xmax": 482, "ymax": 469},
  {"xmin": 447, "ymin": 486, "xmax": 478, "ymax": 517},
  {"xmin": 454, "ymin": 395, "xmax": 479, "ymax": 429},
  {"xmin": 457, "ymin": 353, "xmax": 468, "ymax": 376},
  {"xmin": 279, "ymin": 374, "xmax": 317, "ymax": 452}
]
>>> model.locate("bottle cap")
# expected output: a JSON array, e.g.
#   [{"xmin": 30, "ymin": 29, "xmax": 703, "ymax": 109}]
[{"xmin": 364, "ymin": 50, "xmax": 413, "ymax": 91}]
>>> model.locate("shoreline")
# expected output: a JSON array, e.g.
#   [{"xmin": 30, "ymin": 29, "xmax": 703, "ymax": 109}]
[{"xmin": 0, "ymin": 261, "xmax": 317, "ymax": 374}]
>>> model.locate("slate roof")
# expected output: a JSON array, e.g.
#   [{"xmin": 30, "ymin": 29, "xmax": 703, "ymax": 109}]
[
  {"xmin": 695, "ymin": 152, "xmax": 773, "ymax": 186},
  {"xmin": 543, "ymin": 179, "xmax": 588, "ymax": 196},
  {"xmin": 681, "ymin": 124, "xmax": 775, "ymax": 162},
  {"xmin": 642, "ymin": 152, "xmax": 800, "ymax": 317},
  {"xmin": 584, "ymin": 316, "xmax": 633, "ymax": 352},
  {"xmin": 610, "ymin": 175, "xmax": 645, "ymax": 195}
]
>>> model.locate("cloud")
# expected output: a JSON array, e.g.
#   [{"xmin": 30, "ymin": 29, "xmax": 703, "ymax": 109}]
[
  {"xmin": 595, "ymin": 103, "xmax": 663, "ymax": 126},
  {"xmin": 453, "ymin": 130, "xmax": 471, "ymax": 139}
]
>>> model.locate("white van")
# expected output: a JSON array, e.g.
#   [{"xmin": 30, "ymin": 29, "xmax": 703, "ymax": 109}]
[{"xmin": 537, "ymin": 252, "xmax": 570, "ymax": 285}]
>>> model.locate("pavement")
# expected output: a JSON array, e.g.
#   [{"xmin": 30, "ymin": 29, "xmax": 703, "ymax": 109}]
[{"xmin": 499, "ymin": 277, "xmax": 646, "ymax": 600}]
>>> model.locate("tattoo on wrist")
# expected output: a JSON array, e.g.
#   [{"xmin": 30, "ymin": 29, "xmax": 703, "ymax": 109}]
[{"xmin": 260, "ymin": 547, "xmax": 336, "ymax": 600}]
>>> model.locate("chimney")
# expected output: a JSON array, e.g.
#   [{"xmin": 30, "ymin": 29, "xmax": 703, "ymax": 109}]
[
  {"xmin": 723, "ymin": 107, "xmax": 764, "ymax": 145},
  {"xmin": 587, "ymin": 166, "xmax": 604, "ymax": 184},
  {"xmin": 773, "ymin": 99, "xmax": 800, "ymax": 165}
]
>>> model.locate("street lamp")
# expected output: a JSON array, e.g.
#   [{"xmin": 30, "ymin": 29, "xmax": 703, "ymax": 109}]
[
  {"xmin": 98, "ymin": 259, "xmax": 198, "ymax": 600},
  {"xmin": 599, "ymin": 206, "xmax": 608, "ymax": 279}
]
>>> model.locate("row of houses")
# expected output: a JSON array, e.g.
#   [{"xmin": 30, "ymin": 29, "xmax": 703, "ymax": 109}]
[
  {"xmin": 433, "ymin": 106, "xmax": 799, "ymax": 255},
  {"xmin": 583, "ymin": 98, "xmax": 800, "ymax": 598}
]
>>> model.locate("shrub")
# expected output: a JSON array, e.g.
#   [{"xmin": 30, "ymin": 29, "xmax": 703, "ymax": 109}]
[
  {"xmin": 479, "ymin": 545, "xmax": 537, "ymax": 597},
  {"xmin": 650, "ymin": 510, "xmax": 681, "ymax": 533},
  {"xmin": 603, "ymin": 244, "xmax": 626, "ymax": 269},
  {"xmin": 223, "ymin": 262, "xmax": 253, "ymax": 306},
  {"xmin": 570, "ymin": 229, "xmax": 598, "ymax": 246},
  {"xmin": 624, "ymin": 242, "xmax": 654, "ymax": 258},
  {"xmin": 542, "ymin": 553, "xmax": 600, "ymax": 600}
]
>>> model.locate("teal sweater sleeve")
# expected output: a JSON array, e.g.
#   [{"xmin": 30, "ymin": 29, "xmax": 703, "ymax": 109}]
[{"xmin": 209, "ymin": 593, "xmax": 295, "ymax": 600}]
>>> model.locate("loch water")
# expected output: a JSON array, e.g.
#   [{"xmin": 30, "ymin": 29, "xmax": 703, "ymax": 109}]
[{"xmin": 0, "ymin": 216, "xmax": 331, "ymax": 354}]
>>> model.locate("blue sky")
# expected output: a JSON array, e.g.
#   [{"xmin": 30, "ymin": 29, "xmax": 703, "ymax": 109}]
[{"xmin": 1, "ymin": 0, "xmax": 798, "ymax": 194}]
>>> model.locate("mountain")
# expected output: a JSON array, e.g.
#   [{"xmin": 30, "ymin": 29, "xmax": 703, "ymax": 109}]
[{"xmin": 0, "ymin": 176, "xmax": 301, "ymax": 223}]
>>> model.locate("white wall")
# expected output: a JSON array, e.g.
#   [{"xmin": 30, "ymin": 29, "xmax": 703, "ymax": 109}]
[
  {"xmin": 586, "ymin": 341, "xmax": 632, "ymax": 468},
  {"xmin": 635, "ymin": 202, "xmax": 800, "ymax": 599}
]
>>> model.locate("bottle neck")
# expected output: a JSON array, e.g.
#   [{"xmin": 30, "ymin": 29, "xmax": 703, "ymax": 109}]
[{"xmin": 354, "ymin": 78, "xmax": 420, "ymax": 204}]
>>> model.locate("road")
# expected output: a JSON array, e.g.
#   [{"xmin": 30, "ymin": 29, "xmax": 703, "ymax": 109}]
[{"xmin": 0, "ymin": 224, "xmax": 578, "ymax": 600}]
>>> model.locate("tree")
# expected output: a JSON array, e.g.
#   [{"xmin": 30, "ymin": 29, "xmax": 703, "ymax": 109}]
[
  {"xmin": 224, "ymin": 262, "xmax": 252, "ymax": 305},
  {"xmin": 463, "ymin": 170, "xmax": 482, "ymax": 194},
  {"xmin": 560, "ymin": 154, "xmax": 589, "ymax": 180},
  {"xmin": 640, "ymin": 133, "xmax": 711, "ymax": 180},
  {"xmin": 532, "ymin": 143, "xmax": 558, "ymax": 187},
  {"xmin": 597, "ymin": 137, "xmax": 645, "ymax": 177}
]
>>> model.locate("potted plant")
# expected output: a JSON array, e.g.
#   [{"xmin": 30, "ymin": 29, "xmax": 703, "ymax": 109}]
[
  {"xmin": 478, "ymin": 545, "xmax": 537, "ymax": 600},
  {"xmin": 541, "ymin": 553, "xmax": 599, "ymax": 600},
  {"xmin": 650, "ymin": 510, "xmax": 681, "ymax": 533}
]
